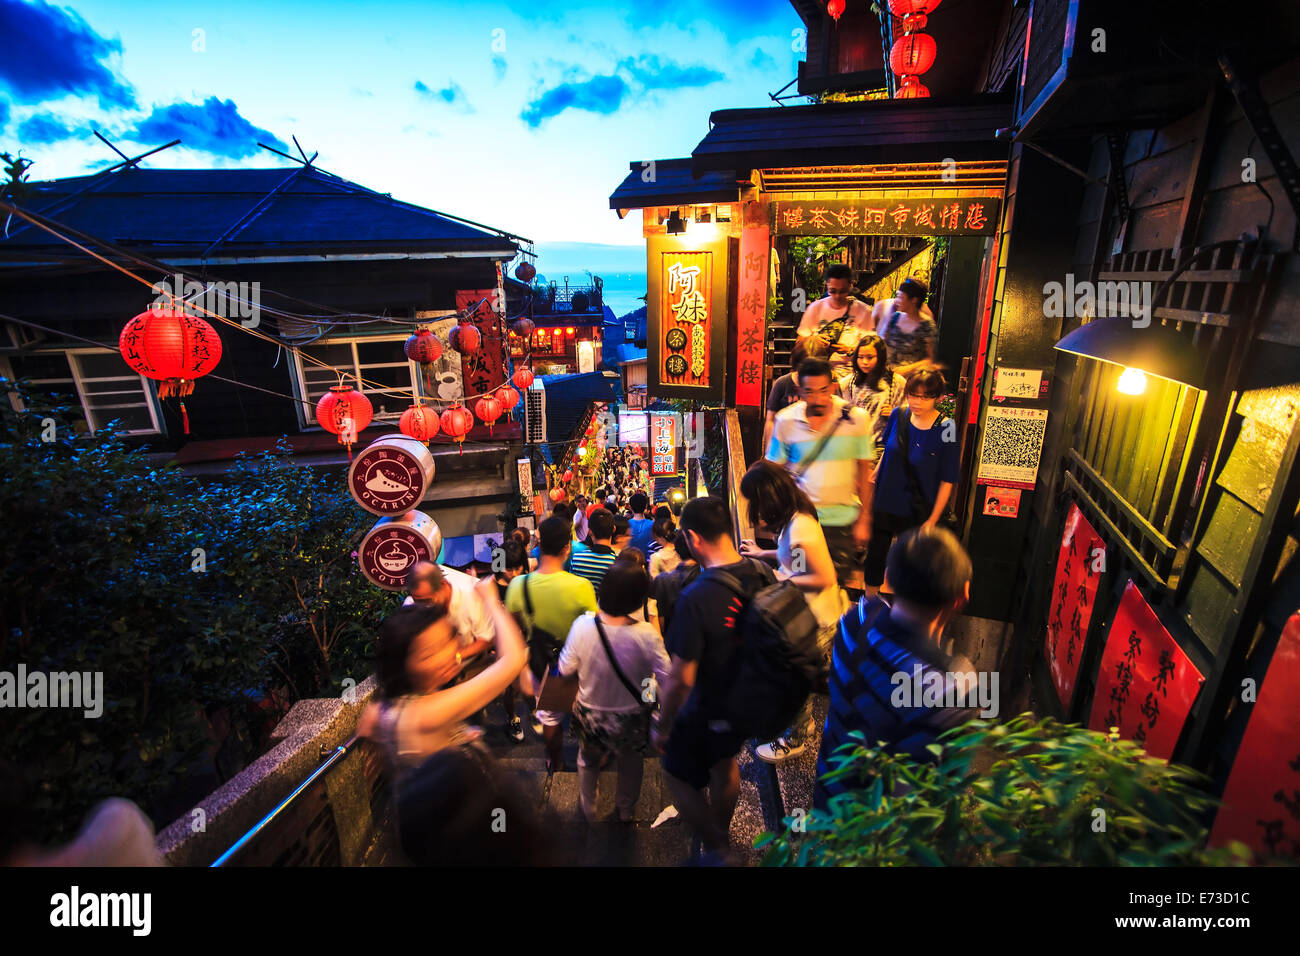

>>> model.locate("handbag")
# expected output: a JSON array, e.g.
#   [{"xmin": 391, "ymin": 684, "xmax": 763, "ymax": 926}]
[
  {"xmin": 894, "ymin": 409, "xmax": 959, "ymax": 532},
  {"xmin": 521, "ymin": 575, "xmax": 580, "ymax": 713},
  {"xmin": 591, "ymin": 615, "xmax": 656, "ymax": 750}
]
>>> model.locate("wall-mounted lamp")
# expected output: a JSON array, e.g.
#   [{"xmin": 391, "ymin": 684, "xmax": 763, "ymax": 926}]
[
  {"xmin": 1117, "ymin": 367, "xmax": 1147, "ymax": 395},
  {"xmin": 666, "ymin": 209, "xmax": 687, "ymax": 235}
]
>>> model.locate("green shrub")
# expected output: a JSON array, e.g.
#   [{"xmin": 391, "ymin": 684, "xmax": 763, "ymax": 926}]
[{"xmin": 757, "ymin": 714, "xmax": 1255, "ymax": 866}]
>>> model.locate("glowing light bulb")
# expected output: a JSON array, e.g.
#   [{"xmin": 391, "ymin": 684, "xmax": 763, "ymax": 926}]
[{"xmin": 1117, "ymin": 367, "xmax": 1147, "ymax": 395}]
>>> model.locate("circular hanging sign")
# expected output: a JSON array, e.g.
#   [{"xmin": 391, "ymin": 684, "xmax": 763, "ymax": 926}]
[
  {"xmin": 348, "ymin": 436, "xmax": 436, "ymax": 515},
  {"xmin": 358, "ymin": 510, "xmax": 443, "ymax": 590},
  {"xmin": 665, "ymin": 354, "xmax": 688, "ymax": 377},
  {"xmin": 665, "ymin": 328, "xmax": 688, "ymax": 352}
]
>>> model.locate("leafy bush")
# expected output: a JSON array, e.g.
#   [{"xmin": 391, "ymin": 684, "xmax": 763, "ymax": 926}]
[
  {"xmin": 757, "ymin": 714, "xmax": 1254, "ymax": 866},
  {"xmin": 0, "ymin": 382, "xmax": 396, "ymax": 842}
]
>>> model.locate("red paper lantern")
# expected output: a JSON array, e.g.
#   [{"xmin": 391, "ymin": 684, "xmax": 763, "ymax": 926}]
[
  {"xmin": 512, "ymin": 366, "xmax": 534, "ymax": 390},
  {"xmin": 890, "ymin": 32, "xmax": 936, "ymax": 76},
  {"xmin": 474, "ymin": 395, "xmax": 502, "ymax": 435},
  {"xmin": 900, "ymin": 12, "xmax": 927, "ymax": 33},
  {"xmin": 512, "ymin": 317, "xmax": 536, "ymax": 338},
  {"xmin": 827, "ymin": 0, "xmax": 845, "ymax": 21},
  {"xmin": 888, "ymin": 0, "xmax": 941, "ymax": 16},
  {"xmin": 440, "ymin": 404, "xmax": 474, "ymax": 454},
  {"xmin": 399, "ymin": 404, "xmax": 440, "ymax": 442},
  {"xmin": 895, "ymin": 75, "xmax": 931, "ymax": 98},
  {"xmin": 316, "ymin": 385, "xmax": 373, "ymax": 457},
  {"xmin": 404, "ymin": 327, "xmax": 443, "ymax": 396},
  {"xmin": 549, "ymin": 487, "xmax": 566, "ymax": 503},
  {"xmin": 449, "ymin": 322, "xmax": 481, "ymax": 355},
  {"xmin": 496, "ymin": 386, "xmax": 520, "ymax": 411},
  {"xmin": 514, "ymin": 261, "xmax": 536, "ymax": 283},
  {"xmin": 562, "ymin": 469, "xmax": 573, "ymax": 483},
  {"xmin": 119, "ymin": 306, "xmax": 223, "ymax": 433}
]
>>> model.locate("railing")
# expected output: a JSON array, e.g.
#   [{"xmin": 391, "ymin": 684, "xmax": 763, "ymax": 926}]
[
  {"xmin": 532, "ymin": 282, "xmax": 604, "ymax": 316},
  {"xmin": 725, "ymin": 408, "xmax": 754, "ymax": 547}
]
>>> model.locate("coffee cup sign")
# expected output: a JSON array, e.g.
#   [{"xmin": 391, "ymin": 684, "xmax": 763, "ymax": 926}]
[
  {"xmin": 348, "ymin": 436, "xmax": 436, "ymax": 515},
  {"xmin": 358, "ymin": 510, "xmax": 443, "ymax": 590}
]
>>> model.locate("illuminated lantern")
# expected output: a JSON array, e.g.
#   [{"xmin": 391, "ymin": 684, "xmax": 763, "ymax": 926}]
[
  {"xmin": 578, "ymin": 444, "xmax": 588, "ymax": 458},
  {"xmin": 888, "ymin": 0, "xmax": 941, "ymax": 16},
  {"xmin": 119, "ymin": 307, "xmax": 222, "ymax": 433},
  {"xmin": 827, "ymin": 0, "xmax": 845, "ymax": 21},
  {"xmin": 448, "ymin": 322, "xmax": 481, "ymax": 355},
  {"xmin": 514, "ymin": 261, "xmax": 536, "ymax": 283},
  {"xmin": 900, "ymin": 12, "xmax": 927, "ymax": 32},
  {"xmin": 512, "ymin": 317, "xmax": 536, "ymax": 338},
  {"xmin": 549, "ymin": 487, "xmax": 566, "ymax": 503},
  {"xmin": 474, "ymin": 394, "xmax": 502, "ymax": 436},
  {"xmin": 895, "ymin": 75, "xmax": 931, "ymax": 98},
  {"xmin": 562, "ymin": 469, "xmax": 573, "ymax": 483},
  {"xmin": 890, "ymin": 32, "xmax": 936, "ymax": 76},
  {"xmin": 404, "ymin": 327, "xmax": 443, "ymax": 396},
  {"xmin": 440, "ymin": 404, "xmax": 474, "ymax": 454},
  {"xmin": 316, "ymin": 384, "xmax": 373, "ymax": 458},
  {"xmin": 512, "ymin": 366, "xmax": 534, "ymax": 390},
  {"xmin": 496, "ymin": 386, "xmax": 520, "ymax": 412},
  {"xmin": 399, "ymin": 403, "xmax": 440, "ymax": 442}
]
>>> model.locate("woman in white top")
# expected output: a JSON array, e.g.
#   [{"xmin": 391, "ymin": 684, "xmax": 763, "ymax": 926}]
[
  {"xmin": 648, "ymin": 517, "xmax": 680, "ymax": 578},
  {"xmin": 739, "ymin": 460, "xmax": 841, "ymax": 766},
  {"xmin": 559, "ymin": 557, "xmax": 670, "ymax": 823}
]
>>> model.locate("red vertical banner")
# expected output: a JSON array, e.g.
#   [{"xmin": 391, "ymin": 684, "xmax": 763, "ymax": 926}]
[
  {"xmin": 1210, "ymin": 613, "xmax": 1300, "ymax": 860},
  {"xmin": 1044, "ymin": 503, "xmax": 1106, "ymax": 711},
  {"xmin": 1087, "ymin": 580, "xmax": 1205, "ymax": 761},
  {"xmin": 455, "ymin": 288, "xmax": 505, "ymax": 398},
  {"xmin": 660, "ymin": 251, "xmax": 712, "ymax": 388},
  {"xmin": 650, "ymin": 413, "xmax": 677, "ymax": 476},
  {"xmin": 735, "ymin": 206, "xmax": 769, "ymax": 407}
]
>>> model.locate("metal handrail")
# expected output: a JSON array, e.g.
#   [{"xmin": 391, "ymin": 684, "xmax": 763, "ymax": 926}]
[{"xmin": 209, "ymin": 733, "xmax": 360, "ymax": 867}]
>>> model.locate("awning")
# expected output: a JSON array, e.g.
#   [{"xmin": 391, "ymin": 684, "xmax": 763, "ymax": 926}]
[
  {"xmin": 1054, "ymin": 317, "xmax": 1209, "ymax": 390},
  {"xmin": 609, "ymin": 158, "xmax": 749, "ymax": 211},
  {"xmin": 691, "ymin": 95, "xmax": 1013, "ymax": 175}
]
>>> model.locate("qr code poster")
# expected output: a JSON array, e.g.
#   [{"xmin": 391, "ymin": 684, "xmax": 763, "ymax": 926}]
[{"xmin": 976, "ymin": 406, "xmax": 1048, "ymax": 489}]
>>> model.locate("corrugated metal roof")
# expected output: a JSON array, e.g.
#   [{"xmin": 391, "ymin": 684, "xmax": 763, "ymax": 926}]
[
  {"xmin": 537, "ymin": 370, "xmax": 620, "ymax": 457},
  {"xmin": 1, "ymin": 165, "xmax": 518, "ymax": 258},
  {"xmin": 609, "ymin": 158, "xmax": 747, "ymax": 210},
  {"xmin": 692, "ymin": 95, "xmax": 1013, "ymax": 173}
]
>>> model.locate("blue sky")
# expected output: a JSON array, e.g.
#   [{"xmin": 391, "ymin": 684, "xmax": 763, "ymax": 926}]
[{"xmin": 0, "ymin": 0, "xmax": 806, "ymax": 249}]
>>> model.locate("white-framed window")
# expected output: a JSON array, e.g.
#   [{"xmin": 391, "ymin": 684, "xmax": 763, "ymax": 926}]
[
  {"xmin": 1, "ymin": 349, "xmax": 163, "ymax": 435},
  {"xmin": 292, "ymin": 334, "xmax": 421, "ymax": 427}
]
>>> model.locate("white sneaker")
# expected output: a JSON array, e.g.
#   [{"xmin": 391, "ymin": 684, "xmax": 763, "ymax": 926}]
[{"xmin": 756, "ymin": 736, "xmax": 806, "ymax": 764}]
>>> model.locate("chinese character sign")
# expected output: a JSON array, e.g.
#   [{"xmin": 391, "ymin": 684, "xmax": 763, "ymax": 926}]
[
  {"xmin": 1087, "ymin": 580, "xmax": 1204, "ymax": 761},
  {"xmin": 735, "ymin": 208, "xmax": 769, "ymax": 407},
  {"xmin": 456, "ymin": 289, "xmax": 506, "ymax": 398},
  {"xmin": 659, "ymin": 251, "xmax": 712, "ymax": 390},
  {"xmin": 1210, "ymin": 613, "xmax": 1300, "ymax": 860},
  {"xmin": 650, "ymin": 413, "xmax": 677, "ymax": 476},
  {"xmin": 1044, "ymin": 504, "xmax": 1105, "ymax": 711},
  {"xmin": 772, "ymin": 197, "xmax": 999, "ymax": 236}
]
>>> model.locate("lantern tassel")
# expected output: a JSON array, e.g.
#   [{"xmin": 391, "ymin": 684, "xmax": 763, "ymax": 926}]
[{"xmin": 180, "ymin": 400, "xmax": 190, "ymax": 435}]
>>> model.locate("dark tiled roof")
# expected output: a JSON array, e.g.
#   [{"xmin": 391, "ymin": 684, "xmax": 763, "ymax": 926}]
[
  {"xmin": 1, "ymin": 165, "xmax": 518, "ymax": 258},
  {"xmin": 692, "ymin": 95, "xmax": 1013, "ymax": 173},
  {"xmin": 609, "ymin": 158, "xmax": 747, "ymax": 210}
]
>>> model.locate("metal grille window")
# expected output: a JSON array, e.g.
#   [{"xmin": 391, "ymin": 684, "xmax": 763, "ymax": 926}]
[
  {"xmin": 3, "ymin": 350, "xmax": 162, "ymax": 435},
  {"xmin": 294, "ymin": 336, "xmax": 417, "ymax": 425}
]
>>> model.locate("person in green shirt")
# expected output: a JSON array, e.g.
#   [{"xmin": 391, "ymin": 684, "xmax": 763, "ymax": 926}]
[{"xmin": 505, "ymin": 515, "xmax": 598, "ymax": 773}]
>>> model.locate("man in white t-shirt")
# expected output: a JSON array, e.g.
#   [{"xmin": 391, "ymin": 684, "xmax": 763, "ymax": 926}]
[
  {"xmin": 797, "ymin": 263, "xmax": 873, "ymax": 377},
  {"xmin": 404, "ymin": 562, "xmax": 494, "ymax": 673}
]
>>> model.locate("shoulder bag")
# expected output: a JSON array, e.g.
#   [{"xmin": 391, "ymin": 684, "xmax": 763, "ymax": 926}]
[
  {"xmin": 521, "ymin": 574, "xmax": 580, "ymax": 713},
  {"xmin": 592, "ymin": 615, "xmax": 656, "ymax": 750},
  {"xmin": 794, "ymin": 403, "xmax": 853, "ymax": 480}
]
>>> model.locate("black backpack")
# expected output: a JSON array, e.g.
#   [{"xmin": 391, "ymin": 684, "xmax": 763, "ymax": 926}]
[{"xmin": 705, "ymin": 559, "xmax": 828, "ymax": 741}]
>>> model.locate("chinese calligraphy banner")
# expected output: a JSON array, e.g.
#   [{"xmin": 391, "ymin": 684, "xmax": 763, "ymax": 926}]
[
  {"xmin": 456, "ymin": 289, "xmax": 506, "ymax": 398},
  {"xmin": 1087, "ymin": 580, "xmax": 1204, "ymax": 761},
  {"xmin": 1209, "ymin": 612, "xmax": 1300, "ymax": 860},
  {"xmin": 650, "ymin": 413, "xmax": 677, "ymax": 476},
  {"xmin": 735, "ymin": 211, "xmax": 769, "ymax": 407},
  {"xmin": 771, "ymin": 197, "xmax": 999, "ymax": 236},
  {"xmin": 1044, "ymin": 503, "xmax": 1105, "ymax": 711}
]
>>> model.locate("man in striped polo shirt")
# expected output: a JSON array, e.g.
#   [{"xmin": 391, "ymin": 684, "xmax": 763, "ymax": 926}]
[
  {"xmin": 566, "ymin": 508, "xmax": 619, "ymax": 597},
  {"xmin": 815, "ymin": 526, "xmax": 980, "ymax": 810},
  {"xmin": 767, "ymin": 356, "xmax": 874, "ymax": 597}
]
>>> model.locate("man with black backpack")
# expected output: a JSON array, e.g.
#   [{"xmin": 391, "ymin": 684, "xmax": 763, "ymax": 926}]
[{"xmin": 653, "ymin": 497, "xmax": 824, "ymax": 862}]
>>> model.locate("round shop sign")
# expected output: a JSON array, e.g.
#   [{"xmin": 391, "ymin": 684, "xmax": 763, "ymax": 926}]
[
  {"xmin": 358, "ymin": 511, "xmax": 442, "ymax": 590},
  {"xmin": 348, "ymin": 438, "xmax": 433, "ymax": 515}
]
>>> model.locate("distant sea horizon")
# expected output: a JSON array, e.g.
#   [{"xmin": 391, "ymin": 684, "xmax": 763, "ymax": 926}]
[{"xmin": 530, "ymin": 241, "xmax": 647, "ymax": 321}]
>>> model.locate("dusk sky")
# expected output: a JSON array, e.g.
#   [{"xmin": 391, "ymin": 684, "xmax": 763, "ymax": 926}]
[{"xmin": 0, "ymin": 0, "xmax": 806, "ymax": 258}]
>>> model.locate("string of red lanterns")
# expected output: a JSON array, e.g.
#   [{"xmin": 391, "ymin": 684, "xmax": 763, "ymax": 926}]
[{"xmin": 888, "ymin": 0, "xmax": 941, "ymax": 99}]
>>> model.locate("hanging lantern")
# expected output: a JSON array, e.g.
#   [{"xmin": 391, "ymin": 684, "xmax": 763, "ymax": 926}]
[
  {"xmin": 316, "ymin": 385, "xmax": 373, "ymax": 458},
  {"xmin": 440, "ymin": 404, "xmax": 474, "ymax": 454},
  {"xmin": 827, "ymin": 0, "xmax": 845, "ymax": 21},
  {"xmin": 399, "ymin": 404, "xmax": 440, "ymax": 442},
  {"xmin": 549, "ymin": 487, "xmax": 566, "ymax": 503},
  {"xmin": 562, "ymin": 469, "xmax": 573, "ymax": 483},
  {"xmin": 890, "ymin": 32, "xmax": 936, "ymax": 76},
  {"xmin": 514, "ymin": 261, "xmax": 537, "ymax": 283},
  {"xmin": 895, "ymin": 75, "xmax": 931, "ymax": 98},
  {"xmin": 578, "ymin": 444, "xmax": 588, "ymax": 458},
  {"xmin": 900, "ymin": 12, "xmax": 927, "ymax": 32},
  {"xmin": 449, "ymin": 322, "xmax": 481, "ymax": 355},
  {"xmin": 404, "ymin": 327, "xmax": 444, "ymax": 397},
  {"xmin": 512, "ymin": 366, "xmax": 535, "ymax": 390},
  {"xmin": 888, "ymin": 0, "xmax": 941, "ymax": 17},
  {"xmin": 512, "ymin": 317, "xmax": 536, "ymax": 339},
  {"xmin": 496, "ymin": 386, "xmax": 520, "ymax": 412},
  {"xmin": 119, "ymin": 307, "xmax": 223, "ymax": 434},
  {"xmin": 474, "ymin": 394, "xmax": 502, "ymax": 436}
]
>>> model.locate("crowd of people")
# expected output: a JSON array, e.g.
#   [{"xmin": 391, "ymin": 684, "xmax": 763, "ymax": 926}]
[{"xmin": 357, "ymin": 267, "xmax": 983, "ymax": 865}]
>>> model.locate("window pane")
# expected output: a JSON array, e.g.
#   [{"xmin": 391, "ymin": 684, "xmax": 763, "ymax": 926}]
[
  {"xmin": 360, "ymin": 363, "xmax": 412, "ymax": 390},
  {"xmin": 356, "ymin": 340, "xmax": 407, "ymax": 365},
  {"xmin": 8, "ymin": 353, "xmax": 73, "ymax": 382},
  {"xmin": 302, "ymin": 343, "xmax": 354, "ymax": 368},
  {"xmin": 76, "ymin": 351, "xmax": 137, "ymax": 379},
  {"xmin": 88, "ymin": 404, "xmax": 153, "ymax": 433}
]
